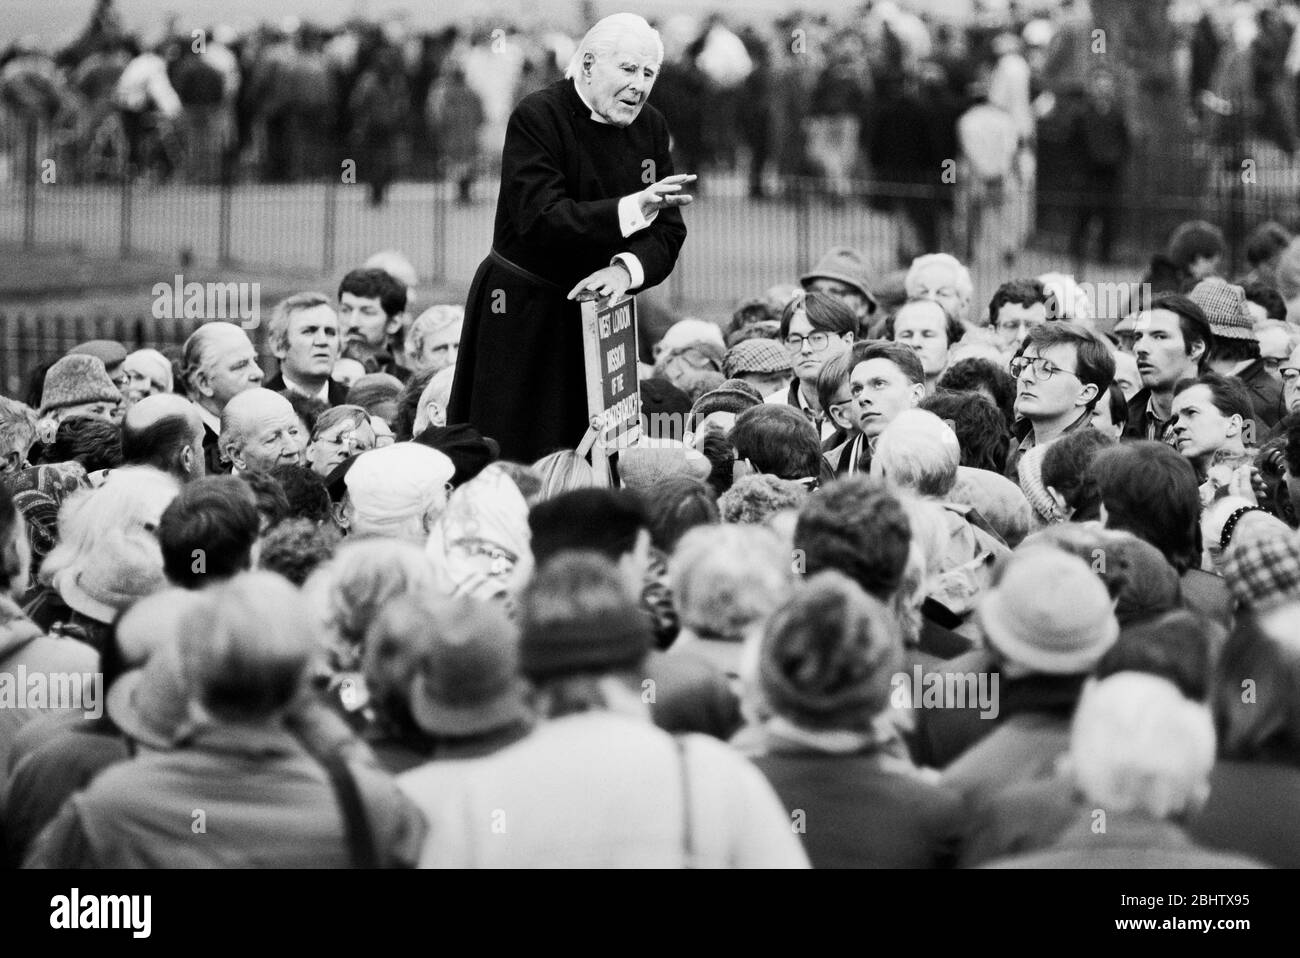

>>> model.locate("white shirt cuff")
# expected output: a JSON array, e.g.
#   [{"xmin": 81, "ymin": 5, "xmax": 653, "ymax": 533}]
[
  {"xmin": 612, "ymin": 254, "xmax": 645, "ymax": 291},
  {"xmin": 618, "ymin": 193, "xmax": 657, "ymax": 238}
]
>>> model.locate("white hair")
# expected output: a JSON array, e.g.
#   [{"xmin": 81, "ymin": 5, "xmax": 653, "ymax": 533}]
[
  {"xmin": 408, "ymin": 304, "xmax": 464, "ymax": 359},
  {"xmin": 413, "ymin": 366, "xmax": 457, "ymax": 435},
  {"xmin": 905, "ymin": 254, "xmax": 974, "ymax": 307},
  {"xmin": 668, "ymin": 524, "xmax": 792, "ymax": 641},
  {"xmin": 564, "ymin": 13, "xmax": 664, "ymax": 80},
  {"xmin": 1069, "ymin": 672, "xmax": 1215, "ymax": 820},
  {"xmin": 871, "ymin": 410, "xmax": 961, "ymax": 499}
]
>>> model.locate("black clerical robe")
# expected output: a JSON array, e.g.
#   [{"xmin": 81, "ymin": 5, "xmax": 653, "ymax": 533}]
[{"xmin": 448, "ymin": 78, "xmax": 687, "ymax": 463}]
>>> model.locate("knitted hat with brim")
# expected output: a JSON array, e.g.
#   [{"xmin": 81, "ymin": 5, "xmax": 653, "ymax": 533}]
[
  {"xmin": 40, "ymin": 355, "xmax": 122, "ymax": 416},
  {"xmin": 800, "ymin": 246, "xmax": 878, "ymax": 310},
  {"xmin": 408, "ymin": 611, "xmax": 533, "ymax": 737},
  {"xmin": 519, "ymin": 602, "xmax": 652, "ymax": 682},
  {"xmin": 759, "ymin": 572, "xmax": 902, "ymax": 732},
  {"xmin": 690, "ymin": 379, "xmax": 764, "ymax": 425},
  {"xmin": 106, "ymin": 639, "xmax": 193, "ymax": 750},
  {"xmin": 978, "ymin": 546, "xmax": 1119, "ymax": 674}
]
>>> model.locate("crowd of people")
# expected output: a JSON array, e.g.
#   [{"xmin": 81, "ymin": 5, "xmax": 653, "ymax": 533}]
[
  {"xmin": 1, "ymin": 198, "xmax": 1300, "ymax": 867},
  {"xmin": 6, "ymin": 0, "xmax": 1300, "ymax": 227}
]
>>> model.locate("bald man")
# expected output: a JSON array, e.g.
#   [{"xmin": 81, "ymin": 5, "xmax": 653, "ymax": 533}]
[
  {"xmin": 219, "ymin": 388, "xmax": 306, "ymax": 474},
  {"xmin": 121, "ymin": 394, "xmax": 207, "ymax": 483},
  {"xmin": 180, "ymin": 323, "xmax": 264, "ymax": 473}
]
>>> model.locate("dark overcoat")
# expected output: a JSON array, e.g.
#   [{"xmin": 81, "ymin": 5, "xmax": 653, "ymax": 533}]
[{"xmin": 448, "ymin": 79, "xmax": 687, "ymax": 463}]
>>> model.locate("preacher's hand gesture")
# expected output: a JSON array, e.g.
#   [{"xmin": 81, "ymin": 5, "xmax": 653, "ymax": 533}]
[
  {"xmin": 637, "ymin": 173, "xmax": 696, "ymax": 219},
  {"xmin": 568, "ymin": 262, "xmax": 632, "ymax": 302}
]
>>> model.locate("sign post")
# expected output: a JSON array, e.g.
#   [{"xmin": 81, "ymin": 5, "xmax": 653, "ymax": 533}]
[{"xmin": 579, "ymin": 295, "xmax": 641, "ymax": 486}]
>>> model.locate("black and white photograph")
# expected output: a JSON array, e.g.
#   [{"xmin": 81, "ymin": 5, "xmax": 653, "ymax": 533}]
[{"xmin": 0, "ymin": 0, "xmax": 1293, "ymax": 929}]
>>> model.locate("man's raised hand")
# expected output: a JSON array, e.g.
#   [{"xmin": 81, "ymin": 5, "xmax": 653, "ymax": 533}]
[{"xmin": 637, "ymin": 173, "xmax": 696, "ymax": 219}]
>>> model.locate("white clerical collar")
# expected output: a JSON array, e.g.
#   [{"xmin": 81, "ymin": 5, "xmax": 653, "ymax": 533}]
[{"xmin": 573, "ymin": 78, "xmax": 613, "ymax": 125}]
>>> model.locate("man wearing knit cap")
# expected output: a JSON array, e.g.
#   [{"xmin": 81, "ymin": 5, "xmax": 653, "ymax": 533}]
[
  {"xmin": 939, "ymin": 546, "xmax": 1119, "ymax": 803},
  {"xmin": 340, "ymin": 442, "xmax": 454, "ymax": 542},
  {"xmin": 723, "ymin": 338, "xmax": 793, "ymax": 397},
  {"xmin": 399, "ymin": 552, "xmax": 809, "ymax": 868},
  {"xmin": 37, "ymin": 355, "xmax": 122, "ymax": 442},
  {"xmin": 1191, "ymin": 278, "xmax": 1283, "ymax": 430},
  {"xmin": 802, "ymin": 245, "xmax": 879, "ymax": 335},
  {"xmin": 684, "ymin": 378, "xmax": 763, "ymax": 448}
]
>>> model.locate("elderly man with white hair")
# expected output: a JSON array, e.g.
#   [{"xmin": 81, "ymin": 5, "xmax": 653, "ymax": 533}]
[
  {"xmin": 905, "ymin": 253, "xmax": 974, "ymax": 329},
  {"xmin": 219, "ymin": 388, "xmax": 306, "ymax": 474},
  {"xmin": 339, "ymin": 442, "xmax": 455, "ymax": 542},
  {"xmin": 181, "ymin": 322, "xmax": 264, "ymax": 473},
  {"xmin": 448, "ymin": 12, "xmax": 692, "ymax": 462}
]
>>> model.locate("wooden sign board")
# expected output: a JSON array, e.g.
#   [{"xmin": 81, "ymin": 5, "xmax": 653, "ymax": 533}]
[{"xmin": 579, "ymin": 295, "xmax": 641, "ymax": 484}]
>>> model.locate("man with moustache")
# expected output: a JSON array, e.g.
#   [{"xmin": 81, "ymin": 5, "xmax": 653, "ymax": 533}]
[{"xmin": 1124, "ymin": 294, "xmax": 1214, "ymax": 443}]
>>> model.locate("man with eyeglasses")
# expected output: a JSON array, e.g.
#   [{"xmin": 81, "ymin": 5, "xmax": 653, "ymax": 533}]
[
  {"xmin": 988, "ymin": 278, "xmax": 1054, "ymax": 354},
  {"xmin": 1006, "ymin": 323, "xmax": 1115, "ymax": 484},
  {"xmin": 764, "ymin": 291, "xmax": 858, "ymax": 444}
]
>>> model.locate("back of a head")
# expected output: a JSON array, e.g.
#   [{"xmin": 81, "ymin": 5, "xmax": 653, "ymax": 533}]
[
  {"xmin": 920, "ymin": 390, "xmax": 1010, "ymax": 473},
  {"xmin": 1041, "ymin": 428, "xmax": 1118, "ymax": 521},
  {"xmin": 1213, "ymin": 603, "xmax": 1300, "ymax": 764},
  {"xmin": 1167, "ymin": 219, "xmax": 1225, "ymax": 271},
  {"xmin": 528, "ymin": 487, "xmax": 647, "ymax": 565},
  {"xmin": 641, "ymin": 476, "xmax": 718, "ymax": 553},
  {"xmin": 871, "ymin": 409, "xmax": 961, "ymax": 499},
  {"xmin": 717, "ymin": 473, "xmax": 809, "ymax": 524},
  {"xmin": 304, "ymin": 537, "xmax": 437, "ymax": 651},
  {"xmin": 1088, "ymin": 442, "xmax": 1201, "ymax": 572},
  {"xmin": 1070, "ymin": 672, "xmax": 1215, "ymax": 820},
  {"xmin": 519, "ymin": 551, "xmax": 653, "ymax": 684},
  {"xmin": 122, "ymin": 395, "xmax": 200, "ymax": 476},
  {"xmin": 793, "ymin": 476, "xmax": 910, "ymax": 601},
  {"xmin": 41, "ymin": 466, "xmax": 180, "ymax": 587},
  {"xmin": 669, "ymin": 523, "xmax": 792, "ymax": 642},
  {"xmin": 268, "ymin": 463, "xmax": 332, "ymax": 524},
  {"xmin": 1096, "ymin": 609, "xmax": 1217, "ymax": 701},
  {"xmin": 347, "ymin": 373, "xmax": 404, "ymax": 419},
  {"xmin": 181, "ymin": 571, "xmax": 314, "ymax": 723},
  {"xmin": 159, "ymin": 476, "xmax": 260, "ymax": 589},
  {"xmin": 44, "ymin": 416, "xmax": 122, "ymax": 473},
  {"xmin": 730, "ymin": 404, "xmax": 821, "ymax": 481},
  {"xmin": 759, "ymin": 569, "xmax": 903, "ymax": 733},
  {"xmin": 532, "ymin": 450, "xmax": 596, "ymax": 502}
]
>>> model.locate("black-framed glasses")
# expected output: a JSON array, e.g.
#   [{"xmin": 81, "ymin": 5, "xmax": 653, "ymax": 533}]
[
  {"xmin": 784, "ymin": 331, "xmax": 832, "ymax": 353},
  {"xmin": 1009, "ymin": 356, "xmax": 1080, "ymax": 382},
  {"xmin": 1281, "ymin": 365, "xmax": 1300, "ymax": 382}
]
